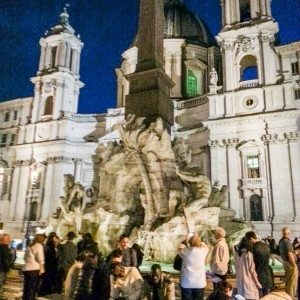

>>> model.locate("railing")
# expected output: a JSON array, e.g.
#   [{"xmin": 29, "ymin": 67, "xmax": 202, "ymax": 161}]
[
  {"xmin": 241, "ymin": 178, "xmax": 267, "ymax": 188},
  {"xmin": 175, "ymin": 95, "xmax": 208, "ymax": 110},
  {"xmin": 239, "ymin": 79, "xmax": 260, "ymax": 90}
]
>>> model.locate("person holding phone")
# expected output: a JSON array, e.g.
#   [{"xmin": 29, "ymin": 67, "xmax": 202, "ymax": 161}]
[{"xmin": 178, "ymin": 233, "xmax": 208, "ymax": 300}]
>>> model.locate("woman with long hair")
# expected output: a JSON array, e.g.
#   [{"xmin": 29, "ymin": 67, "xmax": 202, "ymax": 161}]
[
  {"xmin": 235, "ymin": 231, "xmax": 262, "ymax": 299},
  {"xmin": 22, "ymin": 233, "xmax": 45, "ymax": 300},
  {"xmin": 38, "ymin": 232, "xmax": 60, "ymax": 296},
  {"xmin": 178, "ymin": 233, "xmax": 208, "ymax": 300}
]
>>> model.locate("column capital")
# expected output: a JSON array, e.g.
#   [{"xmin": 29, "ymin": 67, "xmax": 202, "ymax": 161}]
[
  {"xmin": 284, "ymin": 131, "xmax": 299, "ymax": 143},
  {"xmin": 261, "ymin": 133, "xmax": 279, "ymax": 145},
  {"xmin": 223, "ymin": 138, "xmax": 239, "ymax": 148}
]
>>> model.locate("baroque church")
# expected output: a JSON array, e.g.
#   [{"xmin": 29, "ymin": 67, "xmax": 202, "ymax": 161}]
[{"xmin": 0, "ymin": 0, "xmax": 299, "ymax": 239}]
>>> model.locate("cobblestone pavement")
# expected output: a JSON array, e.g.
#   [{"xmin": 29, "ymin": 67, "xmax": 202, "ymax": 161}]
[{"xmin": 0, "ymin": 268, "xmax": 286, "ymax": 300}]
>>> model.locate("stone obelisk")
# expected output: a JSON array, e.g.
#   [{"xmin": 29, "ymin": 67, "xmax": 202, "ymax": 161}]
[{"xmin": 125, "ymin": 0, "xmax": 174, "ymax": 129}]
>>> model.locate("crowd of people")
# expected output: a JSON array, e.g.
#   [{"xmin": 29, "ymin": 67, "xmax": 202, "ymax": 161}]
[{"xmin": 0, "ymin": 227, "xmax": 299, "ymax": 300}]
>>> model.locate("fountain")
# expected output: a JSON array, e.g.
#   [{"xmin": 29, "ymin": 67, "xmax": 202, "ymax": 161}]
[{"xmin": 48, "ymin": 115, "xmax": 251, "ymax": 261}]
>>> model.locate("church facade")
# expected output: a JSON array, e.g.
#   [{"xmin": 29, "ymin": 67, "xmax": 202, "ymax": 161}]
[{"xmin": 0, "ymin": 0, "xmax": 299, "ymax": 238}]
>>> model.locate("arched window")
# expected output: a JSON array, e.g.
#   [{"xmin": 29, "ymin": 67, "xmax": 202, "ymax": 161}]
[
  {"xmin": 250, "ymin": 194, "xmax": 263, "ymax": 221},
  {"xmin": 187, "ymin": 70, "xmax": 198, "ymax": 97},
  {"xmin": 51, "ymin": 46, "xmax": 57, "ymax": 69},
  {"xmin": 240, "ymin": 55, "xmax": 258, "ymax": 81},
  {"xmin": 240, "ymin": 0, "xmax": 251, "ymax": 22},
  {"xmin": 44, "ymin": 96, "xmax": 53, "ymax": 116}
]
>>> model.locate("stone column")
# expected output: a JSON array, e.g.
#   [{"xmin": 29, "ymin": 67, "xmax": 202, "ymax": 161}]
[
  {"xmin": 250, "ymin": 0, "xmax": 257, "ymax": 19},
  {"xmin": 39, "ymin": 46, "xmax": 46, "ymax": 71},
  {"xmin": 260, "ymin": 0, "xmax": 267, "ymax": 17},
  {"xmin": 261, "ymin": 34, "xmax": 277, "ymax": 85},
  {"xmin": 41, "ymin": 158, "xmax": 54, "ymax": 220},
  {"xmin": 262, "ymin": 134, "xmax": 294, "ymax": 222},
  {"xmin": 31, "ymin": 80, "xmax": 42, "ymax": 123},
  {"xmin": 266, "ymin": 0, "xmax": 272, "ymax": 17},
  {"xmin": 45, "ymin": 46, "xmax": 52, "ymax": 69},
  {"xmin": 209, "ymin": 140, "xmax": 228, "ymax": 185},
  {"xmin": 53, "ymin": 79, "xmax": 64, "ymax": 120},
  {"xmin": 76, "ymin": 50, "xmax": 81, "ymax": 74},
  {"xmin": 66, "ymin": 44, "xmax": 71, "ymax": 68},
  {"xmin": 71, "ymin": 49, "xmax": 78, "ymax": 73},
  {"xmin": 74, "ymin": 159, "xmax": 82, "ymax": 182},
  {"xmin": 285, "ymin": 132, "xmax": 300, "ymax": 221},
  {"xmin": 9, "ymin": 161, "xmax": 22, "ymax": 219},
  {"xmin": 58, "ymin": 42, "xmax": 67, "ymax": 66},
  {"xmin": 221, "ymin": 41, "xmax": 235, "ymax": 91},
  {"xmin": 225, "ymin": 138, "xmax": 240, "ymax": 215},
  {"xmin": 14, "ymin": 160, "xmax": 31, "ymax": 221}
]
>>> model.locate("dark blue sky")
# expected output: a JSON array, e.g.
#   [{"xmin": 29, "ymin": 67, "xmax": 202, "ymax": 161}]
[{"xmin": 0, "ymin": 0, "xmax": 299, "ymax": 114}]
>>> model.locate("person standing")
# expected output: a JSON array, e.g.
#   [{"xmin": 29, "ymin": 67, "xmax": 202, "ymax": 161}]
[
  {"xmin": 249, "ymin": 232, "xmax": 274, "ymax": 297},
  {"xmin": 0, "ymin": 233, "xmax": 14, "ymax": 293},
  {"xmin": 178, "ymin": 234, "xmax": 208, "ymax": 300},
  {"xmin": 38, "ymin": 232, "xmax": 60, "ymax": 296},
  {"xmin": 235, "ymin": 232, "xmax": 262, "ymax": 300},
  {"xmin": 278, "ymin": 227, "xmax": 298, "ymax": 299},
  {"xmin": 210, "ymin": 227, "xmax": 229, "ymax": 288},
  {"xmin": 77, "ymin": 233, "xmax": 99, "ymax": 255},
  {"xmin": 107, "ymin": 235, "xmax": 138, "ymax": 267},
  {"xmin": 23, "ymin": 233, "xmax": 46, "ymax": 300},
  {"xmin": 56, "ymin": 231, "xmax": 77, "ymax": 294}
]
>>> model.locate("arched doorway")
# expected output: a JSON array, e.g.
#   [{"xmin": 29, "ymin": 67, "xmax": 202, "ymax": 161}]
[{"xmin": 250, "ymin": 194, "xmax": 263, "ymax": 221}]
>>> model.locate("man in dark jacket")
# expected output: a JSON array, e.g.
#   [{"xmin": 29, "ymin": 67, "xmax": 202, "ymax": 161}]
[
  {"xmin": 0, "ymin": 233, "xmax": 14, "ymax": 293},
  {"xmin": 252, "ymin": 239, "xmax": 274, "ymax": 297},
  {"xmin": 56, "ymin": 231, "xmax": 78, "ymax": 293}
]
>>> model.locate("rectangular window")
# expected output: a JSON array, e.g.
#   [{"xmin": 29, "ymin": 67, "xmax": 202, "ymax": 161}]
[
  {"xmin": 291, "ymin": 62, "xmax": 299, "ymax": 75},
  {"xmin": 247, "ymin": 155, "xmax": 260, "ymax": 178},
  {"xmin": 187, "ymin": 70, "xmax": 198, "ymax": 97},
  {"xmin": 0, "ymin": 134, "xmax": 7, "ymax": 148},
  {"xmin": 295, "ymin": 89, "xmax": 300, "ymax": 100},
  {"xmin": 4, "ymin": 112, "xmax": 10, "ymax": 122},
  {"xmin": 10, "ymin": 134, "xmax": 16, "ymax": 146},
  {"xmin": 13, "ymin": 110, "xmax": 18, "ymax": 120}
]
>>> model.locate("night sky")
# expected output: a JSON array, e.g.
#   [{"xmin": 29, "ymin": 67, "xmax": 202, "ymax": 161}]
[{"xmin": 0, "ymin": 0, "xmax": 299, "ymax": 114}]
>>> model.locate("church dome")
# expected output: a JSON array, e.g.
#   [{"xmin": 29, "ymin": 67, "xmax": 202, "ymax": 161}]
[
  {"xmin": 164, "ymin": 0, "xmax": 213, "ymax": 45},
  {"xmin": 45, "ymin": 8, "xmax": 76, "ymax": 37}
]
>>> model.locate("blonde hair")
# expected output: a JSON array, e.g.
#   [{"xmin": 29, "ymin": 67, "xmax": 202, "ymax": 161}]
[
  {"xmin": 189, "ymin": 235, "xmax": 202, "ymax": 247},
  {"xmin": 214, "ymin": 227, "xmax": 226, "ymax": 238}
]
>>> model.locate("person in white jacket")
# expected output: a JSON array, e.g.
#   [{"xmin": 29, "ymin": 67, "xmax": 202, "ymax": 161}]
[
  {"xmin": 63, "ymin": 249, "xmax": 91, "ymax": 299},
  {"xmin": 210, "ymin": 227, "xmax": 229, "ymax": 289},
  {"xmin": 22, "ymin": 234, "xmax": 45, "ymax": 300}
]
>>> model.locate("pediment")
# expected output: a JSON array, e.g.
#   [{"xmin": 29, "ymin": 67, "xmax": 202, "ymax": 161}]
[
  {"xmin": 184, "ymin": 58, "xmax": 207, "ymax": 70},
  {"xmin": 237, "ymin": 140, "xmax": 260, "ymax": 150},
  {"xmin": 99, "ymin": 130, "xmax": 120, "ymax": 145}
]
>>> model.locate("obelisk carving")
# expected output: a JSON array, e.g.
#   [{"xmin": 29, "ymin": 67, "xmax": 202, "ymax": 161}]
[{"xmin": 125, "ymin": 0, "xmax": 174, "ymax": 129}]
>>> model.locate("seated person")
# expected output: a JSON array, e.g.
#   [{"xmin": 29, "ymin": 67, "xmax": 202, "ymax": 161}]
[
  {"xmin": 144, "ymin": 264, "xmax": 175, "ymax": 300},
  {"xmin": 110, "ymin": 263, "xmax": 143, "ymax": 300}
]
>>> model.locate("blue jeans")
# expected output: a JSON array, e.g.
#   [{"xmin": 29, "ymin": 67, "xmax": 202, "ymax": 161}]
[{"xmin": 181, "ymin": 287, "xmax": 204, "ymax": 300}]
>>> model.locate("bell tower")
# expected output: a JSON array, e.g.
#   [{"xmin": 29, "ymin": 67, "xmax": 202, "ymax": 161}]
[
  {"xmin": 31, "ymin": 8, "xmax": 84, "ymax": 123},
  {"xmin": 218, "ymin": 0, "xmax": 278, "ymax": 93}
]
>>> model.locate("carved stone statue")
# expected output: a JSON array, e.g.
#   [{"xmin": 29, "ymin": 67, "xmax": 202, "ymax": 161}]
[
  {"xmin": 209, "ymin": 68, "xmax": 218, "ymax": 85},
  {"xmin": 208, "ymin": 181, "xmax": 229, "ymax": 209}
]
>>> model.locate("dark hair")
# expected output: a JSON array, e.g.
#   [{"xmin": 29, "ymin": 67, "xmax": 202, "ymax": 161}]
[
  {"xmin": 110, "ymin": 262, "xmax": 122, "ymax": 272},
  {"xmin": 77, "ymin": 250, "xmax": 91, "ymax": 262},
  {"xmin": 119, "ymin": 234, "xmax": 129, "ymax": 241},
  {"xmin": 83, "ymin": 232, "xmax": 93, "ymax": 241},
  {"xmin": 151, "ymin": 264, "xmax": 161, "ymax": 271},
  {"xmin": 244, "ymin": 231, "xmax": 257, "ymax": 241},
  {"xmin": 218, "ymin": 281, "xmax": 232, "ymax": 292},
  {"xmin": 67, "ymin": 231, "xmax": 76, "ymax": 240},
  {"xmin": 111, "ymin": 249, "xmax": 123, "ymax": 258}
]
